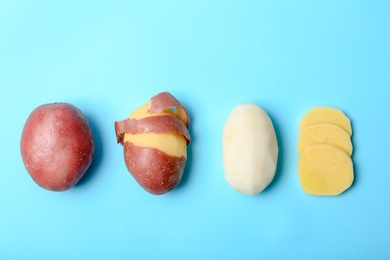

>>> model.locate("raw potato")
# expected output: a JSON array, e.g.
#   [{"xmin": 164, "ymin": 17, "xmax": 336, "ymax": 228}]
[
  {"xmin": 298, "ymin": 144, "xmax": 354, "ymax": 196},
  {"xmin": 115, "ymin": 92, "xmax": 190, "ymax": 195},
  {"xmin": 298, "ymin": 123, "xmax": 353, "ymax": 156},
  {"xmin": 20, "ymin": 103, "xmax": 95, "ymax": 191},
  {"xmin": 297, "ymin": 106, "xmax": 354, "ymax": 196},
  {"xmin": 222, "ymin": 103, "xmax": 278, "ymax": 196},
  {"xmin": 299, "ymin": 106, "xmax": 352, "ymax": 136}
]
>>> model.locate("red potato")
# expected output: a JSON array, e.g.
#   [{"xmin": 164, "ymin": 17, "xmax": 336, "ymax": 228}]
[
  {"xmin": 20, "ymin": 103, "xmax": 95, "ymax": 191},
  {"xmin": 115, "ymin": 92, "xmax": 190, "ymax": 195}
]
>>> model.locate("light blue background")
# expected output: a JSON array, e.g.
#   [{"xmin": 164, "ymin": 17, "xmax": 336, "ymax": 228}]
[{"xmin": 1, "ymin": 1, "xmax": 389, "ymax": 259}]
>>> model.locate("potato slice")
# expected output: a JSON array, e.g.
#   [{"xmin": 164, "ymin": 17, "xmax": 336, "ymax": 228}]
[
  {"xmin": 298, "ymin": 144, "xmax": 354, "ymax": 196},
  {"xmin": 297, "ymin": 123, "xmax": 352, "ymax": 156},
  {"xmin": 299, "ymin": 106, "xmax": 352, "ymax": 136}
]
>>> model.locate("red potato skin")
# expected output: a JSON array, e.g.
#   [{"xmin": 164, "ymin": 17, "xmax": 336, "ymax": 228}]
[
  {"xmin": 150, "ymin": 92, "xmax": 189, "ymax": 128},
  {"xmin": 20, "ymin": 103, "xmax": 94, "ymax": 191},
  {"xmin": 150, "ymin": 92, "xmax": 183, "ymax": 113},
  {"xmin": 124, "ymin": 142, "xmax": 186, "ymax": 195}
]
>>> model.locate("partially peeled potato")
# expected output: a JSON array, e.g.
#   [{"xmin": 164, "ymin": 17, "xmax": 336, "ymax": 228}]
[{"xmin": 115, "ymin": 92, "xmax": 190, "ymax": 195}]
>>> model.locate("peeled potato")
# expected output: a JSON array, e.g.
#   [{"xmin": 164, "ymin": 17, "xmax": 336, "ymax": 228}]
[
  {"xmin": 298, "ymin": 144, "xmax": 354, "ymax": 196},
  {"xmin": 299, "ymin": 106, "xmax": 352, "ymax": 136},
  {"xmin": 298, "ymin": 123, "xmax": 352, "ymax": 156},
  {"xmin": 222, "ymin": 103, "xmax": 278, "ymax": 196}
]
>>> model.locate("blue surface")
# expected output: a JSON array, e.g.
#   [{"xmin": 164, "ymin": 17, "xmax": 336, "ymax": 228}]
[{"xmin": 1, "ymin": 1, "xmax": 390, "ymax": 259}]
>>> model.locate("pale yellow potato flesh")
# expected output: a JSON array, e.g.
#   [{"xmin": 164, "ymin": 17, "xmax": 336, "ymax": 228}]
[
  {"xmin": 222, "ymin": 103, "xmax": 278, "ymax": 196},
  {"xmin": 129, "ymin": 101, "xmax": 151, "ymax": 119},
  {"xmin": 130, "ymin": 100, "xmax": 179, "ymax": 119},
  {"xmin": 124, "ymin": 132, "xmax": 187, "ymax": 158},
  {"xmin": 298, "ymin": 144, "xmax": 354, "ymax": 196},
  {"xmin": 298, "ymin": 123, "xmax": 352, "ymax": 156},
  {"xmin": 299, "ymin": 106, "xmax": 352, "ymax": 136}
]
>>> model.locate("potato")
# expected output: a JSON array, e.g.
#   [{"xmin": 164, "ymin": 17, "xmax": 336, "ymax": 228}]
[
  {"xmin": 222, "ymin": 103, "xmax": 278, "ymax": 195},
  {"xmin": 115, "ymin": 92, "xmax": 190, "ymax": 195},
  {"xmin": 298, "ymin": 144, "xmax": 354, "ymax": 196},
  {"xmin": 297, "ymin": 106, "xmax": 354, "ymax": 196},
  {"xmin": 299, "ymin": 106, "xmax": 352, "ymax": 136},
  {"xmin": 20, "ymin": 103, "xmax": 95, "ymax": 191},
  {"xmin": 297, "ymin": 123, "xmax": 353, "ymax": 156}
]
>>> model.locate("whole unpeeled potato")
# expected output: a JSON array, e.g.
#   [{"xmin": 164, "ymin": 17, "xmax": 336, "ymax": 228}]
[{"xmin": 20, "ymin": 103, "xmax": 95, "ymax": 191}]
